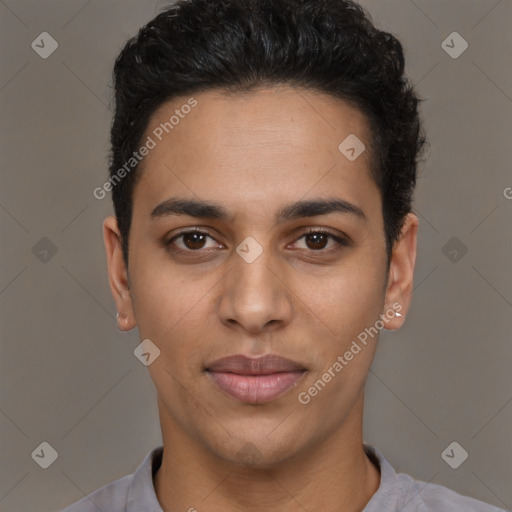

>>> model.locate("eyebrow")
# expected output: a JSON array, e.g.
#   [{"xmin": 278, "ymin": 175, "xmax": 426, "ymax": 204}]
[{"xmin": 150, "ymin": 197, "xmax": 367, "ymax": 223}]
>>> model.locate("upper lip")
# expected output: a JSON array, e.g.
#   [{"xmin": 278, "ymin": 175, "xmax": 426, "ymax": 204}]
[{"xmin": 206, "ymin": 354, "xmax": 306, "ymax": 375}]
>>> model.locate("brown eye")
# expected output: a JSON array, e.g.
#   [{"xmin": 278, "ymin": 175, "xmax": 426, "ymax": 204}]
[
  {"xmin": 182, "ymin": 232, "xmax": 208, "ymax": 250},
  {"xmin": 304, "ymin": 232, "xmax": 329, "ymax": 250},
  {"xmin": 167, "ymin": 230, "xmax": 222, "ymax": 252},
  {"xmin": 292, "ymin": 230, "xmax": 348, "ymax": 253}
]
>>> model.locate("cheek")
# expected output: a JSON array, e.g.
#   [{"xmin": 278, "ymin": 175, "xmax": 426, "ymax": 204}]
[
  {"xmin": 295, "ymin": 265, "xmax": 383, "ymax": 417},
  {"xmin": 294, "ymin": 256, "xmax": 385, "ymax": 338},
  {"xmin": 129, "ymin": 250, "xmax": 216, "ymax": 342},
  {"xmin": 130, "ymin": 265, "xmax": 214, "ymax": 395}
]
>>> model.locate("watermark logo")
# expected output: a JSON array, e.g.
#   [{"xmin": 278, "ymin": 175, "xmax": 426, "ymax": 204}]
[
  {"xmin": 442, "ymin": 236, "xmax": 468, "ymax": 264},
  {"xmin": 134, "ymin": 339, "xmax": 161, "ymax": 366},
  {"xmin": 441, "ymin": 32, "xmax": 468, "ymax": 59},
  {"xmin": 339, "ymin": 134, "xmax": 366, "ymax": 161},
  {"xmin": 237, "ymin": 442, "xmax": 263, "ymax": 465},
  {"xmin": 236, "ymin": 236, "xmax": 264, "ymax": 264},
  {"xmin": 32, "ymin": 237, "xmax": 58, "ymax": 263},
  {"xmin": 93, "ymin": 98, "xmax": 198, "ymax": 200},
  {"xmin": 441, "ymin": 441, "xmax": 468, "ymax": 469},
  {"xmin": 31, "ymin": 441, "xmax": 58, "ymax": 469},
  {"xmin": 31, "ymin": 32, "xmax": 58, "ymax": 59}
]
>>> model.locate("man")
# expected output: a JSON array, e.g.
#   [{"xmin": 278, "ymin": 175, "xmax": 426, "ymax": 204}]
[{"xmin": 64, "ymin": 0, "xmax": 505, "ymax": 510}]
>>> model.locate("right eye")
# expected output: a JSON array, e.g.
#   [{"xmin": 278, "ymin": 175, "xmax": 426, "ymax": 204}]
[{"xmin": 166, "ymin": 229, "xmax": 224, "ymax": 252}]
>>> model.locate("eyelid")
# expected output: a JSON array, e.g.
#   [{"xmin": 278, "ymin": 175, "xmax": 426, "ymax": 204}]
[{"xmin": 301, "ymin": 226, "xmax": 348, "ymax": 239}]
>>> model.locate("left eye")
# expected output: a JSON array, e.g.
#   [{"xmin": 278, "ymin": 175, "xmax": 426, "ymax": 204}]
[{"xmin": 292, "ymin": 231, "xmax": 344, "ymax": 251}]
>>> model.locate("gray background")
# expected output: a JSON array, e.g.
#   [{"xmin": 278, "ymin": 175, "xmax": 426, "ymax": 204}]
[{"xmin": 1, "ymin": 0, "xmax": 511, "ymax": 511}]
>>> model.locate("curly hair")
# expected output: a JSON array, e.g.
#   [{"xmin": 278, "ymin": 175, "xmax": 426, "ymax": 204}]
[{"xmin": 108, "ymin": 0, "xmax": 427, "ymax": 264}]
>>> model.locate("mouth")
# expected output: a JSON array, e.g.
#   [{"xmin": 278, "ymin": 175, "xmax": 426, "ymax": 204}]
[{"xmin": 206, "ymin": 354, "xmax": 307, "ymax": 404}]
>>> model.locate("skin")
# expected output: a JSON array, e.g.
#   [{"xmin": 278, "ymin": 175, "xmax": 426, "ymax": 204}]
[{"xmin": 104, "ymin": 85, "xmax": 418, "ymax": 512}]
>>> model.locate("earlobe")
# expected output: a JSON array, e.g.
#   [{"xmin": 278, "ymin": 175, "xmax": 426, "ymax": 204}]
[
  {"xmin": 103, "ymin": 216, "xmax": 137, "ymax": 331},
  {"xmin": 116, "ymin": 311, "xmax": 133, "ymax": 332},
  {"xmin": 382, "ymin": 213, "xmax": 419, "ymax": 331}
]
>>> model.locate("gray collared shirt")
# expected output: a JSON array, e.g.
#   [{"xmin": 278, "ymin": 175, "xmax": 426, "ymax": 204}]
[{"xmin": 60, "ymin": 444, "xmax": 506, "ymax": 512}]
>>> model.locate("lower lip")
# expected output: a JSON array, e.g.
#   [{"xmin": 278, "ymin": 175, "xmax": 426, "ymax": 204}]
[{"xmin": 208, "ymin": 371, "xmax": 305, "ymax": 404}]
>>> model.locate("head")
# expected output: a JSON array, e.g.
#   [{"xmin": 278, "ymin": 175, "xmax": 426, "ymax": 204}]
[{"xmin": 104, "ymin": 0, "xmax": 426, "ymax": 466}]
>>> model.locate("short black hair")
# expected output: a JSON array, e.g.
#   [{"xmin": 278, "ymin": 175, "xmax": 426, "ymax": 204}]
[{"xmin": 109, "ymin": 0, "xmax": 427, "ymax": 265}]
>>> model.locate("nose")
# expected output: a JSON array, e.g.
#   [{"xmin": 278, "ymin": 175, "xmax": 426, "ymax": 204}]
[{"xmin": 217, "ymin": 247, "xmax": 294, "ymax": 334}]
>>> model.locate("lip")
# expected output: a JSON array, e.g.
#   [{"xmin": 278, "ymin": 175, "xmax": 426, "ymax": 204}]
[{"xmin": 206, "ymin": 354, "xmax": 307, "ymax": 404}]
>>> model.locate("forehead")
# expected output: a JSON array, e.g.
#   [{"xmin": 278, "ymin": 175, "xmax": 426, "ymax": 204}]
[
  {"xmin": 143, "ymin": 85, "xmax": 372, "ymax": 157},
  {"xmin": 133, "ymin": 85, "xmax": 380, "ymax": 222}
]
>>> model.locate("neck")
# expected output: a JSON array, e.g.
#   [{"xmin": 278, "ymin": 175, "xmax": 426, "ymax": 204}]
[{"xmin": 154, "ymin": 396, "xmax": 380, "ymax": 512}]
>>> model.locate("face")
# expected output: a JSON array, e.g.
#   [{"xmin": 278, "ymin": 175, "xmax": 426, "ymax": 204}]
[{"xmin": 105, "ymin": 85, "xmax": 417, "ymax": 466}]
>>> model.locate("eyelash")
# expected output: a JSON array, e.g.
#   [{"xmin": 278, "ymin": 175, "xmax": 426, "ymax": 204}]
[{"xmin": 164, "ymin": 227, "xmax": 349, "ymax": 256}]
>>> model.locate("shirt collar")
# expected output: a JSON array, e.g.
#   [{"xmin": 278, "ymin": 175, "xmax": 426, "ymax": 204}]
[
  {"xmin": 363, "ymin": 444, "xmax": 399, "ymax": 512},
  {"xmin": 127, "ymin": 445, "xmax": 164, "ymax": 511},
  {"xmin": 126, "ymin": 444, "xmax": 398, "ymax": 512}
]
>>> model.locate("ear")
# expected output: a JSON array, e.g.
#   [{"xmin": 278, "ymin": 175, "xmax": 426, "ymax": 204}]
[
  {"xmin": 382, "ymin": 212, "xmax": 418, "ymax": 330},
  {"xmin": 103, "ymin": 216, "xmax": 136, "ymax": 331}
]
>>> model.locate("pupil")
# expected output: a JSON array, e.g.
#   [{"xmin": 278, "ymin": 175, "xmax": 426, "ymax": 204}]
[
  {"xmin": 306, "ymin": 233, "xmax": 327, "ymax": 250},
  {"xmin": 184, "ymin": 233, "xmax": 205, "ymax": 250}
]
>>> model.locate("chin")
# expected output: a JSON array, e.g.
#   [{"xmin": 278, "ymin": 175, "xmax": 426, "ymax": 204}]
[{"xmin": 203, "ymin": 422, "xmax": 311, "ymax": 469}]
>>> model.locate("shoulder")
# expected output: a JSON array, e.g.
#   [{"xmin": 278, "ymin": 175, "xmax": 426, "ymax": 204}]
[
  {"xmin": 363, "ymin": 444, "xmax": 506, "ymax": 512},
  {"xmin": 396, "ymin": 471, "xmax": 506, "ymax": 512},
  {"xmin": 59, "ymin": 446, "xmax": 163, "ymax": 512},
  {"xmin": 59, "ymin": 474, "xmax": 132, "ymax": 512}
]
